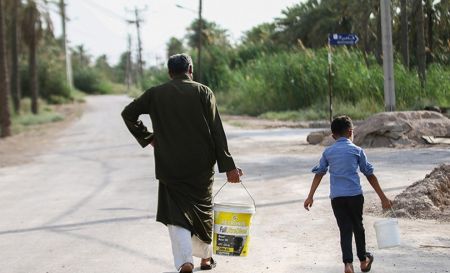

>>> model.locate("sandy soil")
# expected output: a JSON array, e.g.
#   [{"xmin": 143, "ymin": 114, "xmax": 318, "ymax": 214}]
[
  {"xmin": 222, "ymin": 115, "xmax": 330, "ymax": 129},
  {"xmin": 0, "ymin": 102, "xmax": 84, "ymax": 168},
  {"xmin": 0, "ymin": 95, "xmax": 449, "ymax": 273}
]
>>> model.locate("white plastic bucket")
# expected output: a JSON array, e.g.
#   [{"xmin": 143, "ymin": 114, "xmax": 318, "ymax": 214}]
[
  {"xmin": 213, "ymin": 202, "xmax": 255, "ymax": 256},
  {"xmin": 373, "ymin": 218, "xmax": 400, "ymax": 249}
]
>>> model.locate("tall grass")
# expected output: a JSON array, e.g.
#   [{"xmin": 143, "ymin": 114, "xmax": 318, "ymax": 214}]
[
  {"xmin": 11, "ymin": 98, "xmax": 64, "ymax": 133},
  {"xmin": 219, "ymin": 48, "xmax": 449, "ymax": 118}
]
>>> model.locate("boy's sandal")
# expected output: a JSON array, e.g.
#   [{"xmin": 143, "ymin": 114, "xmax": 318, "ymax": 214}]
[
  {"xmin": 344, "ymin": 263, "xmax": 354, "ymax": 273},
  {"xmin": 200, "ymin": 257, "xmax": 217, "ymax": 270},
  {"xmin": 361, "ymin": 253, "xmax": 374, "ymax": 272}
]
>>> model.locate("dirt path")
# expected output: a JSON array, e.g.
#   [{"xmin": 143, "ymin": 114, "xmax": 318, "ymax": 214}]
[
  {"xmin": 0, "ymin": 95, "xmax": 449, "ymax": 273},
  {"xmin": 0, "ymin": 102, "xmax": 84, "ymax": 167}
]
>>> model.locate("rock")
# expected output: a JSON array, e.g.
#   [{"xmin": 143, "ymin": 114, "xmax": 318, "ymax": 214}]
[
  {"xmin": 306, "ymin": 130, "xmax": 331, "ymax": 145},
  {"xmin": 307, "ymin": 111, "xmax": 450, "ymax": 148},
  {"xmin": 354, "ymin": 111, "xmax": 450, "ymax": 147}
]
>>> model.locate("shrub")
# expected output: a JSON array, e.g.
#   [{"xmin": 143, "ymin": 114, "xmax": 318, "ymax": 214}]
[
  {"xmin": 20, "ymin": 62, "xmax": 71, "ymax": 103},
  {"xmin": 220, "ymin": 48, "xmax": 449, "ymax": 117},
  {"xmin": 73, "ymin": 68, "xmax": 114, "ymax": 94}
]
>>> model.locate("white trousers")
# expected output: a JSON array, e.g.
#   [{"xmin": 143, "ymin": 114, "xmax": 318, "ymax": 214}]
[{"xmin": 168, "ymin": 225, "xmax": 213, "ymax": 270}]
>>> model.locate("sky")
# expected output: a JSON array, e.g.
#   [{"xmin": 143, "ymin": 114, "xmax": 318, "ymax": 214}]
[{"xmin": 50, "ymin": 0, "xmax": 302, "ymax": 66}]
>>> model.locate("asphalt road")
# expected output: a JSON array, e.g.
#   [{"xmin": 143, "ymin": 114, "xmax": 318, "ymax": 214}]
[{"xmin": 0, "ymin": 95, "xmax": 449, "ymax": 273}]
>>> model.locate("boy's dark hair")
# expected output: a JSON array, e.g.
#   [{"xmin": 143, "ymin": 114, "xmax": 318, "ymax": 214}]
[
  {"xmin": 167, "ymin": 53, "xmax": 193, "ymax": 75},
  {"xmin": 331, "ymin": 115, "xmax": 353, "ymax": 136}
]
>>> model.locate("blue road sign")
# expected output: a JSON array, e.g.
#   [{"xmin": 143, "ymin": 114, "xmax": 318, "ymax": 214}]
[{"xmin": 328, "ymin": 33, "xmax": 359, "ymax": 46}]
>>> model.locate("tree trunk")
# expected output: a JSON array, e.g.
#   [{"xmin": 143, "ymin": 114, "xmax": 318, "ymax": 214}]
[
  {"xmin": 29, "ymin": 30, "xmax": 38, "ymax": 115},
  {"xmin": 0, "ymin": 0, "xmax": 11, "ymax": 137},
  {"xmin": 11, "ymin": 0, "xmax": 21, "ymax": 113},
  {"xmin": 400, "ymin": 0, "xmax": 410, "ymax": 68},
  {"xmin": 375, "ymin": 2, "xmax": 383, "ymax": 65},
  {"xmin": 360, "ymin": 0, "xmax": 371, "ymax": 67},
  {"xmin": 425, "ymin": 0, "xmax": 433, "ymax": 64},
  {"xmin": 415, "ymin": 0, "xmax": 427, "ymax": 88}
]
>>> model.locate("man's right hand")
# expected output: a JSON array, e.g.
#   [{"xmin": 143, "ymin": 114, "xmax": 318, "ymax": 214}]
[{"xmin": 227, "ymin": 168, "xmax": 243, "ymax": 183}]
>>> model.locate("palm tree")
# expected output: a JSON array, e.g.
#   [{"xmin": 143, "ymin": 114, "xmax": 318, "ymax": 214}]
[
  {"xmin": 21, "ymin": 0, "xmax": 52, "ymax": 114},
  {"xmin": 10, "ymin": 0, "xmax": 22, "ymax": 114},
  {"xmin": 72, "ymin": 44, "xmax": 91, "ymax": 68},
  {"xmin": 414, "ymin": 0, "xmax": 427, "ymax": 87},
  {"xmin": 400, "ymin": 0, "xmax": 410, "ymax": 68},
  {"xmin": 425, "ymin": 0, "xmax": 434, "ymax": 63},
  {"xmin": 0, "ymin": 0, "xmax": 11, "ymax": 137},
  {"xmin": 166, "ymin": 37, "xmax": 185, "ymax": 58}
]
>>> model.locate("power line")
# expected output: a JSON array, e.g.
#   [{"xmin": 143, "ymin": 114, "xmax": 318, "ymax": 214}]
[
  {"xmin": 79, "ymin": 0, "xmax": 126, "ymax": 21},
  {"xmin": 74, "ymin": 2, "xmax": 128, "ymax": 40}
]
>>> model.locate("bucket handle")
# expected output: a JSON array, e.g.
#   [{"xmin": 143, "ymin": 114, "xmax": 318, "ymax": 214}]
[
  {"xmin": 382, "ymin": 206, "xmax": 400, "ymax": 219},
  {"xmin": 213, "ymin": 181, "xmax": 256, "ymax": 211},
  {"xmin": 389, "ymin": 207, "xmax": 397, "ymax": 218}
]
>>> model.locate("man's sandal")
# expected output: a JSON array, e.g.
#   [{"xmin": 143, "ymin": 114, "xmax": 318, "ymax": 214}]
[
  {"xmin": 361, "ymin": 253, "xmax": 374, "ymax": 272},
  {"xmin": 200, "ymin": 257, "xmax": 217, "ymax": 270},
  {"xmin": 179, "ymin": 262, "xmax": 194, "ymax": 273}
]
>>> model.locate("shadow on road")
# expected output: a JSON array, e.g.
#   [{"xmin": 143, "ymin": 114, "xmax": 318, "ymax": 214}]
[{"xmin": 0, "ymin": 215, "xmax": 154, "ymax": 235}]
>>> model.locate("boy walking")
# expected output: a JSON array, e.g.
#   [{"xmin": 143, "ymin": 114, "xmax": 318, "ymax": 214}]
[{"xmin": 304, "ymin": 116, "xmax": 392, "ymax": 273}]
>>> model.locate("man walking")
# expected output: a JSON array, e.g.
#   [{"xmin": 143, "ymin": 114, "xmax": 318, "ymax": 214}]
[{"xmin": 121, "ymin": 53, "xmax": 242, "ymax": 273}]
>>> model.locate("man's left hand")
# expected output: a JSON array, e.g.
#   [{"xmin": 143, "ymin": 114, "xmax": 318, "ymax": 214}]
[{"xmin": 227, "ymin": 168, "xmax": 243, "ymax": 183}]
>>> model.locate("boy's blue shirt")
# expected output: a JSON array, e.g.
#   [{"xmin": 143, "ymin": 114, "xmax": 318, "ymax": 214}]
[{"xmin": 312, "ymin": 137, "xmax": 374, "ymax": 199}]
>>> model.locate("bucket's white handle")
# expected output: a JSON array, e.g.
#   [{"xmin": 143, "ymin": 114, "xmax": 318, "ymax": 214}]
[
  {"xmin": 389, "ymin": 207, "xmax": 397, "ymax": 218},
  {"xmin": 213, "ymin": 181, "xmax": 257, "ymax": 211},
  {"xmin": 382, "ymin": 206, "xmax": 400, "ymax": 219}
]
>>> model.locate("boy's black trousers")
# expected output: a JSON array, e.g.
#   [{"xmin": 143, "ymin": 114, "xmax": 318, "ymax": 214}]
[{"xmin": 331, "ymin": 194, "xmax": 368, "ymax": 264}]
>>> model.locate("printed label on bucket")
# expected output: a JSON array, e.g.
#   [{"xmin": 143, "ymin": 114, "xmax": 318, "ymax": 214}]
[{"xmin": 213, "ymin": 210, "xmax": 253, "ymax": 256}]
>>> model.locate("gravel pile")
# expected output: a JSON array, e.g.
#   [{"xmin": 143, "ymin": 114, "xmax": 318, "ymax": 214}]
[{"xmin": 391, "ymin": 164, "xmax": 450, "ymax": 221}]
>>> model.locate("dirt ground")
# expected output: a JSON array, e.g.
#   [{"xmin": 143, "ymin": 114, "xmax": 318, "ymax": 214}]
[
  {"xmin": 0, "ymin": 96, "xmax": 449, "ymax": 273},
  {"xmin": 0, "ymin": 102, "xmax": 84, "ymax": 168},
  {"xmin": 222, "ymin": 115, "xmax": 330, "ymax": 129}
]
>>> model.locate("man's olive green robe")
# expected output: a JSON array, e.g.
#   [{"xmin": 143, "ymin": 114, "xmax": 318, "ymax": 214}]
[{"xmin": 121, "ymin": 74, "xmax": 236, "ymax": 244}]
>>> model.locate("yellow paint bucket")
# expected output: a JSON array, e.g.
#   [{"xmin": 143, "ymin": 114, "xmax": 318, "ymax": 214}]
[{"xmin": 213, "ymin": 182, "xmax": 256, "ymax": 257}]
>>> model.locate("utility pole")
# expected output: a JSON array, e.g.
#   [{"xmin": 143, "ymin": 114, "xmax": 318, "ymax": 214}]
[
  {"xmin": 125, "ymin": 34, "xmax": 132, "ymax": 92},
  {"xmin": 59, "ymin": 0, "xmax": 73, "ymax": 92},
  {"xmin": 327, "ymin": 44, "xmax": 333, "ymax": 123},
  {"xmin": 127, "ymin": 7, "xmax": 146, "ymax": 81},
  {"xmin": 380, "ymin": 0, "xmax": 396, "ymax": 111},
  {"xmin": 197, "ymin": 0, "xmax": 202, "ymax": 83}
]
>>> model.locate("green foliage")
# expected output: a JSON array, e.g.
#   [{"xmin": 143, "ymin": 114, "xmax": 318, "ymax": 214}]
[
  {"xmin": 186, "ymin": 19, "xmax": 230, "ymax": 49},
  {"xmin": 193, "ymin": 45, "xmax": 235, "ymax": 90},
  {"xmin": 73, "ymin": 68, "xmax": 113, "ymax": 94},
  {"xmin": 70, "ymin": 89, "xmax": 87, "ymax": 103},
  {"xmin": 259, "ymin": 98, "xmax": 385, "ymax": 121},
  {"xmin": 94, "ymin": 54, "xmax": 115, "ymax": 82},
  {"xmin": 20, "ymin": 47, "xmax": 72, "ymax": 104},
  {"xmin": 38, "ymin": 62, "xmax": 71, "ymax": 103},
  {"xmin": 260, "ymin": 108, "xmax": 326, "ymax": 121},
  {"xmin": 11, "ymin": 98, "xmax": 64, "ymax": 133},
  {"xmin": 14, "ymin": 110, "xmax": 63, "ymax": 126},
  {"xmin": 141, "ymin": 66, "xmax": 170, "ymax": 89},
  {"xmin": 167, "ymin": 37, "xmax": 185, "ymax": 58},
  {"xmin": 220, "ymin": 49, "xmax": 330, "ymax": 115},
  {"xmin": 219, "ymin": 48, "xmax": 449, "ymax": 117}
]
